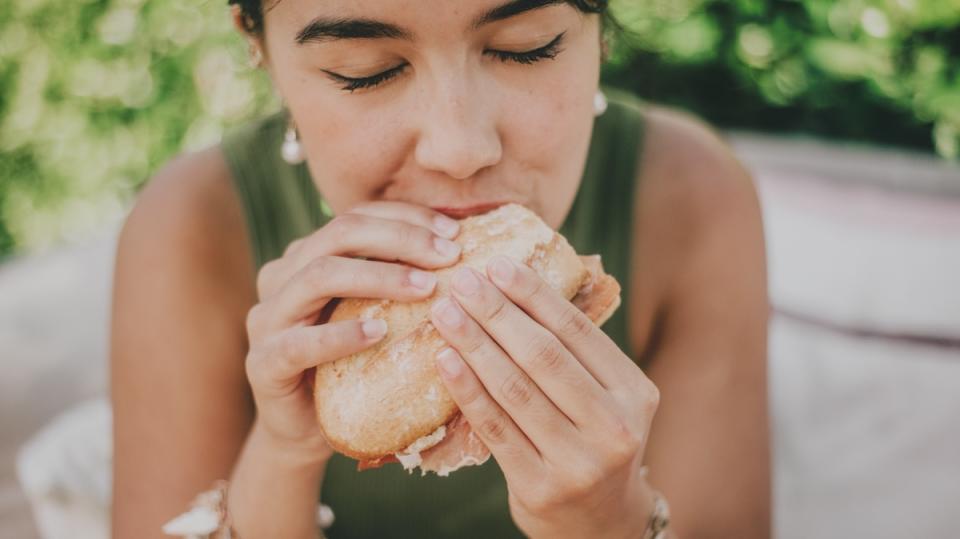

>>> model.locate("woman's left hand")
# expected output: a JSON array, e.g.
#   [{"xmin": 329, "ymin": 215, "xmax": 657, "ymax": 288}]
[{"xmin": 429, "ymin": 255, "xmax": 661, "ymax": 539}]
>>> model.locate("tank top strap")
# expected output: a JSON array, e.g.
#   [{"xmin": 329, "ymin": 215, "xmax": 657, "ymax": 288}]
[
  {"xmin": 560, "ymin": 87, "xmax": 647, "ymax": 360},
  {"xmin": 220, "ymin": 110, "xmax": 332, "ymax": 271}
]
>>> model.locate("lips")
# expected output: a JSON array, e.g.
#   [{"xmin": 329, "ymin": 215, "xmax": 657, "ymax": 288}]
[{"xmin": 430, "ymin": 202, "xmax": 510, "ymax": 219}]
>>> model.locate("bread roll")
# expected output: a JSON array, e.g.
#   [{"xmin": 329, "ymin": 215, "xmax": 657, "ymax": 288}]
[{"xmin": 313, "ymin": 203, "xmax": 620, "ymax": 473}]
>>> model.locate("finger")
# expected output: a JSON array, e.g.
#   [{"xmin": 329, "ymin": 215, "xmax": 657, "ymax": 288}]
[
  {"xmin": 486, "ymin": 256, "xmax": 640, "ymax": 391},
  {"xmin": 253, "ymin": 256, "xmax": 437, "ymax": 335},
  {"xmin": 281, "ymin": 201, "xmax": 459, "ymax": 261},
  {"xmin": 430, "ymin": 294, "xmax": 577, "ymax": 449},
  {"xmin": 434, "ymin": 346, "xmax": 542, "ymax": 484},
  {"xmin": 447, "ymin": 265, "xmax": 609, "ymax": 429},
  {"xmin": 344, "ymin": 200, "xmax": 461, "ymax": 239},
  {"xmin": 248, "ymin": 318, "xmax": 388, "ymax": 397},
  {"xmin": 260, "ymin": 213, "xmax": 461, "ymax": 299}
]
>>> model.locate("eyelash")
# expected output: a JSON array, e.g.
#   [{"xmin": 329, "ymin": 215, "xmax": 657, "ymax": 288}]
[{"xmin": 327, "ymin": 32, "xmax": 567, "ymax": 93}]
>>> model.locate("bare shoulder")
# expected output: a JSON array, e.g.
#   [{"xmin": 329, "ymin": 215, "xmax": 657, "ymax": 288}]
[
  {"xmin": 111, "ymin": 145, "xmax": 257, "ymax": 536},
  {"xmin": 631, "ymin": 108, "xmax": 771, "ymax": 537},
  {"xmin": 627, "ymin": 107, "xmax": 771, "ymax": 537},
  {"xmin": 627, "ymin": 104, "xmax": 767, "ymax": 359},
  {"xmin": 120, "ymin": 145, "xmax": 252, "ymax": 278},
  {"xmin": 639, "ymin": 105, "xmax": 761, "ymax": 241}
]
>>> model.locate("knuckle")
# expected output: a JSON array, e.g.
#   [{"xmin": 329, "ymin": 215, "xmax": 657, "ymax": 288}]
[
  {"xmin": 245, "ymin": 304, "xmax": 265, "ymax": 338},
  {"xmin": 526, "ymin": 484, "xmax": 571, "ymax": 513},
  {"xmin": 274, "ymin": 333, "xmax": 305, "ymax": 369},
  {"xmin": 500, "ymin": 372, "xmax": 535, "ymax": 408},
  {"xmin": 373, "ymin": 262, "xmax": 399, "ymax": 289},
  {"xmin": 606, "ymin": 417, "xmax": 642, "ymax": 467},
  {"xmin": 459, "ymin": 383, "xmax": 486, "ymax": 409},
  {"xmin": 393, "ymin": 222, "xmax": 415, "ymax": 247},
  {"xmin": 641, "ymin": 379, "xmax": 661, "ymax": 414},
  {"xmin": 485, "ymin": 298, "xmax": 510, "ymax": 326},
  {"xmin": 345, "ymin": 263, "xmax": 367, "ymax": 291},
  {"xmin": 247, "ymin": 339, "xmax": 288, "ymax": 386},
  {"xmin": 244, "ymin": 348, "xmax": 262, "ymax": 380},
  {"xmin": 460, "ymin": 335, "xmax": 485, "ymax": 356},
  {"xmin": 527, "ymin": 468, "xmax": 601, "ymax": 512},
  {"xmin": 525, "ymin": 335, "xmax": 566, "ymax": 374},
  {"xmin": 557, "ymin": 307, "xmax": 593, "ymax": 341},
  {"xmin": 256, "ymin": 260, "xmax": 280, "ymax": 298},
  {"xmin": 518, "ymin": 272, "xmax": 547, "ymax": 304},
  {"xmin": 478, "ymin": 414, "xmax": 509, "ymax": 445},
  {"xmin": 523, "ymin": 490, "xmax": 553, "ymax": 513},
  {"xmin": 567, "ymin": 465, "xmax": 602, "ymax": 498},
  {"xmin": 283, "ymin": 238, "xmax": 304, "ymax": 258},
  {"xmin": 328, "ymin": 214, "xmax": 360, "ymax": 245},
  {"xmin": 304, "ymin": 256, "xmax": 333, "ymax": 287}
]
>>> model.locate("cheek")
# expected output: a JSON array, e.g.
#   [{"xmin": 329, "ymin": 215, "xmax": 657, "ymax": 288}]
[
  {"xmin": 298, "ymin": 105, "xmax": 409, "ymax": 203},
  {"xmin": 499, "ymin": 72, "xmax": 595, "ymax": 226},
  {"xmin": 500, "ymin": 43, "xmax": 598, "ymax": 161},
  {"xmin": 503, "ymin": 80, "xmax": 594, "ymax": 172}
]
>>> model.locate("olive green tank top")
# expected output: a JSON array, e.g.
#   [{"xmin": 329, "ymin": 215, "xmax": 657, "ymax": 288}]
[{"xmin": 221, "ymin": 88, "xmax": 645, "ymax": 539}]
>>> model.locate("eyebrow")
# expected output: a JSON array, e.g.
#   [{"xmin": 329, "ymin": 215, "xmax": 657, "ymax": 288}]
[
  {"xmin": 295, "ymin": 19, "xmax": 410, "ymax": 44},
  {"xmin": 472, "ymin": 0, "xmax": 565, "ymax": 29},
  {"xmin": 294, "ymin": 0, "xmax": 566, "ymax": 45}
]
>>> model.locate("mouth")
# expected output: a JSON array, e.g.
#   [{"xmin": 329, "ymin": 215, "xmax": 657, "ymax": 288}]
[{"xmin": 430, "ymin": 202, "xmax": 512, "ymax": 220}]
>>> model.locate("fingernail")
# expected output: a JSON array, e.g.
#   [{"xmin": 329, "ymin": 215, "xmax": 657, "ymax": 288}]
[
  {"xmin": 361, "ymin": 319, "xmax": 387, "ymax": 339},
  {"xmin": 452, "ymin": 267, "xmax": 480, "ymax": 295},
  {"xmin": 489, "ymin": 256, "xmax": 514, "ymax": 285},
  {"xmin": 433, "ymin": 215, "xmax": 460, "ymax": 239},
  {"xmin": 437, "ymin": 347, "xmax": 463, "ymax": 378},
  {"xmin": 409, "ymin": 270, "xmax": 437, "ymax": 291},
  {"xmin": 432, "ymin": 297, "xmax": 464, "ymax": 327},
  {"xmin": 433, "ymin": 237, "xmax": 461, "ymax": 258}
]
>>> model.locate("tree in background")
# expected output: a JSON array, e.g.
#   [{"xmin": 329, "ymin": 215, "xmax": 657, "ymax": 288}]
[
  {"xmin": 606, "ymin": 0, "xmax": 960, "ymax": 158},
  {"xmin": 0, "ymin": 0, "xmax": 957, "ymax": 257}
]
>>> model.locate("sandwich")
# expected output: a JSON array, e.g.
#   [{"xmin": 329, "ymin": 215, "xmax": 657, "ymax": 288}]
[{"xmin": 313, "ymin": 203, "xmax": 621, "ymax": 476}]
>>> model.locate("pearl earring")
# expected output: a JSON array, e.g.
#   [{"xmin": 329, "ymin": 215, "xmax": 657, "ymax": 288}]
[
  {"xmin": 594, "ymin": 90, "xmax": 608, "ymax": 117},
  {"xmin": 282, "ymin": 120, "xmax": 305, "ymax": 164},
  {"xmin": 248, "ymin": 45, "xmax": 263, "ymax": 69}
]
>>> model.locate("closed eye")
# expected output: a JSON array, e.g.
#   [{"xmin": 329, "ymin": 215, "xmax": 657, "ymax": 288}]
[
  {"xmin": 485, "ymin": 32, "xmax": 566, "ymax": 65},
  {"xmin": 322, "ymin": 63, "xmax": 409, "ymax": 93},
  {"xmin": 324, "ymin": 31, "xmax": 567, "ymax": 93}
]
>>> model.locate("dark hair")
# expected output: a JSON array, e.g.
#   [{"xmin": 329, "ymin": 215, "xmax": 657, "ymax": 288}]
[{"xmin": 230, "ymin": 0, "xmax": 611, "ymax": 36}]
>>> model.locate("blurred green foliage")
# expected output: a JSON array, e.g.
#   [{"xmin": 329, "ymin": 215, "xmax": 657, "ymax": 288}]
[
  {"xmin": 606, "ymin": 0, "xmax": 960, "ymax": 158},
  {"xmin": 0, "ymin": 0, "xmax": 275, "ymax": 257},
  {"xmin": 0, "ymin": 0, "xmax": 957, "ymax": 257}
]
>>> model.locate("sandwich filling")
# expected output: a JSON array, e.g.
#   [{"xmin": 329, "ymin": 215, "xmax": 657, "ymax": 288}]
[{"xmin": 394, "ymin": 424, "xmax": 447, "ymax": 470}]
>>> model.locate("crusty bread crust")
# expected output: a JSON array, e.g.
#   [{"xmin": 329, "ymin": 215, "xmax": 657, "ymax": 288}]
[
  {"xmin": 572, "ymin": 254, "xmax": 622, "ymax": 327},
  {"xmin": 313, "ymin": 204, "xmax": 605, "ymax": 461}
]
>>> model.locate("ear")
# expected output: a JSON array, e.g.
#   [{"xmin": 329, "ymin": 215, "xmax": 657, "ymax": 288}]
[
  {"xmin": 231, "ymin": 5, "xmax": 268, "ymax": 69},
  {"xmin": 230, "ymin": 4, "xmax": 253, "ymax": 34}
]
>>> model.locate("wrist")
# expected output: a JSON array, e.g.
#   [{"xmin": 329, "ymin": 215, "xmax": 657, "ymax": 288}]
[
  {"xmin": 250, "ymin": 419, "xmax": 332, "ymax": 472},
  {"xmin": 226, "ymin": 421, "xmax": 332, "ymax": 538},
  {"xmin": 634, "ymin": 468, "xmax": 672, "ymax": 539},
  {"xmin": 615, "ymin": 466, "xmax": 670, "ymax": 539}
]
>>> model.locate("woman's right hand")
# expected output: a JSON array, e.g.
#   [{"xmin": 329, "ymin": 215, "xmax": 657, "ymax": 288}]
[{"xmin": 243, "ymin": 201, "xmax": 463, "ymax": 462}]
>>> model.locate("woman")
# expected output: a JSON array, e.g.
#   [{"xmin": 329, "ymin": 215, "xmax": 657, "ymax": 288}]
[{"xmin": 110, "ymin": 0, "xmax": 770, "ymax": 537}]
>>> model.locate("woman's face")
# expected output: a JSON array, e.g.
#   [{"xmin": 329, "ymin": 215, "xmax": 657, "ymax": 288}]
[{"xmin": 255, "ymin": 0, "xmax": 602, "ymax": 227}]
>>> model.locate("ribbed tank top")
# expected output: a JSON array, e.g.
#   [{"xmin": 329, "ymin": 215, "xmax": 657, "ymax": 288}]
[{"xmin": 220, "ymin": 87, "xmax": 645, "ymax": 538}]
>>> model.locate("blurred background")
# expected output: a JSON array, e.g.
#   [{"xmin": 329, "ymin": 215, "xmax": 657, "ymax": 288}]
[
  {"xmin": 0, "ymin": 0, "xmax": 958, "ymax": 257},
  {"xmin": 1, "ymin": 0, "xmax": 958, "ymax": 538}
]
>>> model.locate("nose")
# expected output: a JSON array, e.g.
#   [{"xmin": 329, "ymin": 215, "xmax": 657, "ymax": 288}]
[{"xmin": 414, "ymin": 77, "xmax": 502, "ymax": 180}]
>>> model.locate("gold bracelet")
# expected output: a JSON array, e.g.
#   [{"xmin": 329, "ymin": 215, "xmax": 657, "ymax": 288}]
[
  {"xmin": 642, "ymin": 490, "xmax": 671, "ymax": 539},
  {"xmin": 162, "ymin": 480, "xmax": 336, "ymax": 538},
  {"xmin": 162, "ymin": 480, "xmax": 237, "ymax": 538}
]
